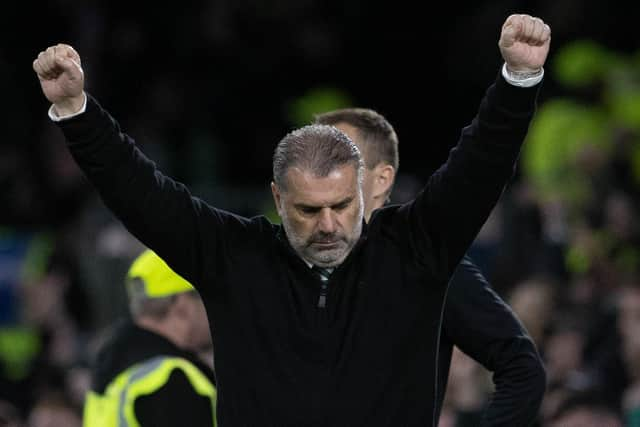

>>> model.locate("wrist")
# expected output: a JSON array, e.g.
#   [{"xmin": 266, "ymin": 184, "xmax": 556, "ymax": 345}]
[
  {"xmin": 504, "ymin": 65, "xmax": 543, "ymax": 80},
  {"xmin": 53, "ymin": 94, "xmax": 85, "ymax": 117},
  {"xmin": 501, "ymin": 63, "xmax": 544, "ymax": 88}
]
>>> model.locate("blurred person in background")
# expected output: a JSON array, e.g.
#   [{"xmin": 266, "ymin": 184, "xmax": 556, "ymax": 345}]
[
  {"xmin": 0, "ymin": 400, "xmax": 24, "ymax": 427},
  {"xmin": 314, "ymin": 107, "xmax": 546, "ymax": 426},
  {"xmin": 508, "ymin": 276, "xmax": 556, "ymax": 348},
  {"xmin": 546, "ymin": 392, "xmax": 622, "ymax": 427},
  {"xmin": 618, "ymin": 282, "xmax": 640, "ymax": 426},
  {"xmin": 542, "ymin": 323, "xmax": 585, "ymax": 388},
  {"xmin": 0, "ymin": 232, "xmax": 91, "ymax": 421},
  {"xmin": 33, "ymin": 13, "xmax": 549, "ymax": 425},
  {"xmin": 441, "ymin": 348, "xmax": 493, "ymax": 426},
  {"xmin": 82, "ymin": 249, "xmax": 216, "ymax": 426},
  {"xmin": 26, "ymin": 391, "xmax": 81, "ymax": 427}
]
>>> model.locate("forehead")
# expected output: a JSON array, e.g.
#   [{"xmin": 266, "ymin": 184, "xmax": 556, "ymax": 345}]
[
  {"xmin": 333, "ymin": 122, "xmax": 370, "ymax": 164},
  {"xmin": 333, "ymin": 122, "xmax": 362, "ymax": 146},
  {"xmin": 284, "ymin": 164, "xmax": 358, "ymax": 205}
]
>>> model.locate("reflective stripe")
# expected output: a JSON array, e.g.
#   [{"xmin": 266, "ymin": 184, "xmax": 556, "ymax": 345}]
[
  {"xmin": 83, "ymin": 356, "xmax": 216, "ymax": 427},
  {"xmin": 118, "ymin": 357, "xmax": 165, "ymax": 427}
]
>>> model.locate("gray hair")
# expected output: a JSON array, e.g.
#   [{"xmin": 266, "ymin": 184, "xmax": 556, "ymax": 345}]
[
  {"xmin": 272, "ymin": 124, "xmax": 364, "ymax": 191},
  {"xmin": 126, "ymin": 277, "xmax": 176, "ymax": 320}
]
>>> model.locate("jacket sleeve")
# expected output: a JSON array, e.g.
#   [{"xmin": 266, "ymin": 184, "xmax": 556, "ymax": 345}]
[
  {"xmin": 55, "ymin": 95, "xmax": 252, "ymax": 292},
  {"xmin": 444, "ymin": 257, "xmax": 546, "ymax": 427},
  {"xmin": 134, "ymin": 369, "xmax": 214, "ymax": 426},
  {"xmin": 400, "ymin": 73, "xmax": 541, "ymax": 280}
]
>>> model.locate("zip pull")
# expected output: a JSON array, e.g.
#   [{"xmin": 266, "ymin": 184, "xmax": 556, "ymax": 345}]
[
  {"xmin": 312, "ymin": 265, "xmax": 331, "ymax": 308},
  {"xmin": 318, "ymin": 282, "xmax": 328, "ymax": 308}
]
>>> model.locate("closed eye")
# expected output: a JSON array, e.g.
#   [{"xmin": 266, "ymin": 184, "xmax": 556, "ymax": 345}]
[
  {"xmin": 332, "ymin": 198, "xmax": 353, "ymax": 211},
  {"xmin": 301, "ymin": 206, "xmax": 320, "ymax": 214},
  {"xmin": 296, "ymin": 205, "xmax": 321, "ymax": 215},
  {"xmin": 294, "ymin": 196, "xmax": 353, "ymax": 215}
]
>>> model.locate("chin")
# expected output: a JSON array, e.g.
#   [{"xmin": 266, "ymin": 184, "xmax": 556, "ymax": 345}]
[{"xmin": 308, "ymin": 250, "xmax": 347, "ymax": 268}]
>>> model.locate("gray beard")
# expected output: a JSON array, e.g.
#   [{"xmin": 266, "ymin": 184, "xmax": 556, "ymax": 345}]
[{"xmin": 280, "ymin": 212, "xmax": 363, "ymax": 268}]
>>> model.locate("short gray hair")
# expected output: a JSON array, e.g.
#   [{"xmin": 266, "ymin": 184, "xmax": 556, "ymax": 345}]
[
  {"xmin": 126, "ymin": 277, "xmax": 176, "ymax": 320},
  {"xmin": 272, "ymin": 124, "xmax": 364, "ymax": 191}
]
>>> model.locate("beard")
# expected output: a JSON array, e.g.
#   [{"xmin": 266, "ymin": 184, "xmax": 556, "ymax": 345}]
[{"xmin": 281, "ymin": 210, "xmax": 363, "ymax": 268}]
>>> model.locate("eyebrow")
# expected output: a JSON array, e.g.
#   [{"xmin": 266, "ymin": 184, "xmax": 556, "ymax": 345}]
[{"xmin": 294, "ymin": 196, "xmax": 354, "ymax": 211}]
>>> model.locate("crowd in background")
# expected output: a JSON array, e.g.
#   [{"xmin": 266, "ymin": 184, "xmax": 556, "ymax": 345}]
[{"xmin": 2, "ymin": 1, "xmax": 640, "ymax": 426}]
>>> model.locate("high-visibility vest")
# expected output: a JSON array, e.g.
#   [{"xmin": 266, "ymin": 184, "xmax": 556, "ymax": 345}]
[{"xmin": 83, "ymin": 355, "xmax": 216, "ymax": 427}]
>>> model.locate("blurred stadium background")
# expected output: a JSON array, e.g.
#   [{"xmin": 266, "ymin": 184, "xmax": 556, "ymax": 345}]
[{"xmin": 2, "ymin": 1, "xmax": 640, "ymax": 425}]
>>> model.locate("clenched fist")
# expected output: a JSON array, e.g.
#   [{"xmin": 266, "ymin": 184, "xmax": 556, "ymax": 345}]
[
  {"xmin": 499, "ymin": 14, "xmax": 551, "ymax": 74},
  {"xmin": 33, "ymin": 44, "xmax": 85, "ymax": 116}
]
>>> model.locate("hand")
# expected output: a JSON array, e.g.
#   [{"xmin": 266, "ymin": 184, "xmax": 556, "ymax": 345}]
[
  {"xmin": 33, "ymin": 44, "xmax": 85, "ymax": 115},
  {"xmin": 499, "ymin": 14, "xmax": 551, "ymax": 74}
]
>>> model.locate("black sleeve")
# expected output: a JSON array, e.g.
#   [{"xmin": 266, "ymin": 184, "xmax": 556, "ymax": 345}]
[
  {"xmin": 402, "ymin": 74, "xmax": 541, "ymax": 279},
  {"xmin": 134, "ymin": 369, "xmax": 214, "ymax": 427},
  {"xmin": 444, "ymin": 256, "xmax": 546, "ymax": 427},
  {"xmin": 56, "ymin": 95, "xmax": 253, "ymax": 293}
]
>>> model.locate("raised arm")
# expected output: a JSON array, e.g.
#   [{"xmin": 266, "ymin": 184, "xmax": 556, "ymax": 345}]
[
  {"xmin": 403, "ymin": 15, "xmax": 551, "ymax": 278},
  {"xmin": 32, "ymin": 44, "xmax": 246, "ymax": 290}
]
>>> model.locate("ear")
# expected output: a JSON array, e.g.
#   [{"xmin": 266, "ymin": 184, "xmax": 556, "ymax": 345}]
[
  {"xmin": 371, "ymin": 164, "xmax": 395, "ymax": 201},
  {"xmin": 271, "ymin": 182, "xmax": 283, "ymax": 217}
]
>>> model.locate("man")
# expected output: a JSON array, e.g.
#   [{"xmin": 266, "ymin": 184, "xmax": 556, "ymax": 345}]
[
  {"xmin": 82, "ymin": 249, "xmax": 217, "ymax": 426},
  {"xmin": 34, "ymin": 14, "xmax": 550, "ymax": 425},
  {"xmin": 314, "ymin": 107, "xmax": 546, "ymax": 425}
]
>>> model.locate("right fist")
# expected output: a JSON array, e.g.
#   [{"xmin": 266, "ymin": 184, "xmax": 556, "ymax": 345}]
[{"xmin": 33, "ymin": 44, "xmax": 85, "ymax": 114}]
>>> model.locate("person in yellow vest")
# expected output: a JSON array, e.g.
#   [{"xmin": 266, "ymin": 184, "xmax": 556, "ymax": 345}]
[{"xmin": 83, "ymin": 249, "xmax": 216, "ymax": 426}]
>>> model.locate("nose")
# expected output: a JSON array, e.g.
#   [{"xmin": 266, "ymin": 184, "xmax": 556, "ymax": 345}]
[{"xmin": 317, "ymin": 208, "xmax": 337, "ymax": 234}]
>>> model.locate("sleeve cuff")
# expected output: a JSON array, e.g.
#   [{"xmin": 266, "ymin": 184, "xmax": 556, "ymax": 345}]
[
  {"xmin": 501, "ymin": 63, "xmax": 544, "ymax": 88},
  {"xmin": 48, "ymin": 92, "xmax": 88, "ymax": 122}
]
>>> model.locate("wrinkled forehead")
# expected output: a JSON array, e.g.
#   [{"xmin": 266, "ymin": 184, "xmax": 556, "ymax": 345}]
[{"xmin": 283, "ymin": 164, "xmax": 360, "ymax": 204}]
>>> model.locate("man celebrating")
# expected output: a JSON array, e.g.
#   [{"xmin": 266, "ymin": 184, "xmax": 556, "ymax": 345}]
[{"xmin": 34, "ymin": 14, "xmax": 550, "ymax": 426}]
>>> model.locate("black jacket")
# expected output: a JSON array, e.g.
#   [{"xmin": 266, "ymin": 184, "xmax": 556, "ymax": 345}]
[
  {"xmin": 59, "ymin": 73, "xmax": 539, "ymax": 426},
  {"xmin": 435, "ymin": 257, "xmax": 546, "ymax": 426},
  {"xmin": 91, "ymin": 320, "xmax": 216, "ymax": 426}
]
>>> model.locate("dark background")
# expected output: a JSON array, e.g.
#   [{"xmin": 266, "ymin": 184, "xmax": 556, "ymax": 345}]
[
  {"xmin": 1, "ymin": 2, "xmax": 640, "ymax": 425},
  {"xmin": 3, "ymin": 0, "xmax": 638, "ymax": 225}
]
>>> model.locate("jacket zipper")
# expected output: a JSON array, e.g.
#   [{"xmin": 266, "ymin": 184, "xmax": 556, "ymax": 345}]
[{"xmin": 318, "ymin": 281, "xmax": 328, "ymax": 308}]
